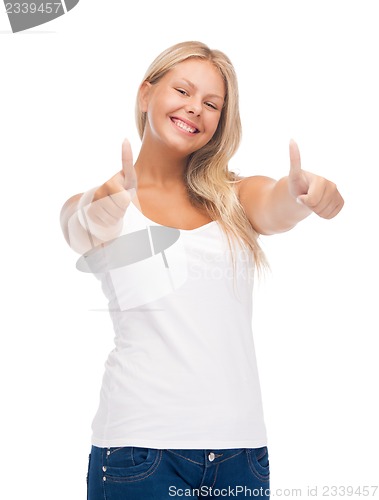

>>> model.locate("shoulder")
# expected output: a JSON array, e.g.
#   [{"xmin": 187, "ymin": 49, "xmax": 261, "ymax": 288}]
[
  {"xmin": 232, "ymin": 174, "xmax": 278, "ymax": 234},
  {"xmin": 233, "ymin": 174, "xmax": 274, "ymax": 200}
]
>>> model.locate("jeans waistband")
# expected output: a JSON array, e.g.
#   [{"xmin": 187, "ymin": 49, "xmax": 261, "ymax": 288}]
[
  {"xmin": 164, "ymin": 448, "xmax": 245, "ymax": 466},
  {"xmin": 91, "ymin": 445, "xmax": 246, "ymax": 467}
]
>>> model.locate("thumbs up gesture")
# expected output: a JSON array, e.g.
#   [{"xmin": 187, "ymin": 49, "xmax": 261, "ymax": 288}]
[
  {"xmin": 82, "ymin": 139, "xmax": 138, "ymax": 241},
  {"xmin": 288, "ymin": 139, "xmax": 344, "ymax": 219}
]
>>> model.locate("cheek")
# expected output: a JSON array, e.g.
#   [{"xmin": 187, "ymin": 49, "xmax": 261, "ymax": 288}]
[
  {"xmin": 147, "ymin": 95, "xmax": 177, "ymax": 127},
  {"xmin": 145, "ymin": 102, "xmax": 166, "ymax": 134},
  {"xmin": 206, "ymin": 115, "xmax": 221, "ymax": 137}
]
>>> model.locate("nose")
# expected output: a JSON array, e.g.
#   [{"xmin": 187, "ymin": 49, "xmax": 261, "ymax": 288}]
[{"xmin": 185, "ymin": 99, "xmax": 202, "ymax": 116}]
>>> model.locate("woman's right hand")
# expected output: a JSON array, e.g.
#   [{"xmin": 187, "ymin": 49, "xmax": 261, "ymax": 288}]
[
  {"xmin": 84, "ymin": 138, "xmax": 138, "ymax": 235},
  {"xmin": 60, "ymin": 139, "xmax": 138, "ymax": 253}
]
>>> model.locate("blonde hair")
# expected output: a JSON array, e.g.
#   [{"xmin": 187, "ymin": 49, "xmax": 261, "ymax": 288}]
[{"xmin": 135, "ymin": 41, "xmax": 267, "ymax": 277}]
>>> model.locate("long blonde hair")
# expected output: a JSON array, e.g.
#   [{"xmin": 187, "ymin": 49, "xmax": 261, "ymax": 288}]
[{"xmin": 135, "ymin": 41, "xmax": 267, "ymax": 276}]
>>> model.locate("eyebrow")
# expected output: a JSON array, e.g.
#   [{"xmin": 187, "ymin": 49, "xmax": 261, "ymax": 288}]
[{"xmin": 178, "ymin": 78, "xmax": 224, "ymax": 102}]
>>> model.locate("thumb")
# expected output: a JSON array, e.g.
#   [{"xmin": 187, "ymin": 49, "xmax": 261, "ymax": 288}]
[
  {"xmin": 289, "ymin": 138, "xmax": 302, "ymax": 177},
  {"xmin": 121, "ymin": 138, "xmax": 137, "ymax": 192},
  {"xmin": 289, "ymin": 138, "xmax": 309, "ymax": 196}
]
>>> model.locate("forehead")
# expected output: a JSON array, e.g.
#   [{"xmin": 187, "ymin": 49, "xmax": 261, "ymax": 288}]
[{"xmin": 164, "ymin": 59, "xmax": 225, "ymax": 95}]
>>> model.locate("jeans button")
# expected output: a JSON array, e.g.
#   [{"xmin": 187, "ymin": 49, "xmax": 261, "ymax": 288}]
[{"xmin": 208, "ymin": 452, "xmax": 215, "ymax": 462}]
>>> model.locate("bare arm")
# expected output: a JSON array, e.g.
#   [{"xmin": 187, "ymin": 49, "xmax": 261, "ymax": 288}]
[{"xmin": 238, "ymin": 140, "xmax": 344, "ymax": 235}]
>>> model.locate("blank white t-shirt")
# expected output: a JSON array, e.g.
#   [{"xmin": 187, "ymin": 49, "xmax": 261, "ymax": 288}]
[{"xmin": 90, "ymin": 202, "xmax": 267, "ymax": 449}]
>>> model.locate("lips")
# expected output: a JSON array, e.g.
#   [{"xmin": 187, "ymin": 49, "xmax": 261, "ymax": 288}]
[{"xmin": 170, "ymin": 117, "xmax": 200, "ymax": 134}]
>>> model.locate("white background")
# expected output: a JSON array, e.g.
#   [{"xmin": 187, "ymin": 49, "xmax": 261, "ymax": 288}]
[{"xmin": 1, "ymin": 1, "xmax": 378, "ymax": 498}]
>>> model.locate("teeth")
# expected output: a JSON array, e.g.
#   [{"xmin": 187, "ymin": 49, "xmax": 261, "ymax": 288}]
[{"xmin": 172, "ymin": 119, "xmax": 197, "ymax": 133}]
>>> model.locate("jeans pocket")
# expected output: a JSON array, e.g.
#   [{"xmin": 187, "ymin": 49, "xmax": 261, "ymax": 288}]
[
  {"xmin": 104, "ymin": 446, "xmax": 161, "ymax": 483},
  {"xmin": 246, "ymin": 446, "xmax": 270, "ymax": 481}
]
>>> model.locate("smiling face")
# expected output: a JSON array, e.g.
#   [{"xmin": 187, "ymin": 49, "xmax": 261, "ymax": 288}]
[{"xmin": 139, "ymin": 58, "xmax": 226, "ymax": 158}]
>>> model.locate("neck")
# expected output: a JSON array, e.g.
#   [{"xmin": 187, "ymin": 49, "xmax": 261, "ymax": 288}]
[{"xmin": 134, "ymin": 137, "xmax": 189, "ymax": 189}]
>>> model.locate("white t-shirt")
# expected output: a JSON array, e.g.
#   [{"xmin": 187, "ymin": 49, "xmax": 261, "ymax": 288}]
[{"xmin": 90, "ymin": 202, "xmax": 267, "ymax": 449}]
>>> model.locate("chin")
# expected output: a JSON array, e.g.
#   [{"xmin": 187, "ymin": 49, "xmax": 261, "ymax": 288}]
[{"xmin": 165, "ymin": 136, "xmax": 201, "ymax": 157}]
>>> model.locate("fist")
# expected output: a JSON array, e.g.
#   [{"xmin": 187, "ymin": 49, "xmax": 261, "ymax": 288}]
[
  {"xmin": 84, "ymin": 139, "xmax": 138, "ymax": 239},
  {"xmin": 288, "ymin": 139, "xmax": 344, "ymax": 219}
]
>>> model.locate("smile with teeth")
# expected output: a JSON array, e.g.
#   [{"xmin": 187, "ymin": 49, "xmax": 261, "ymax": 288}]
[{"xmin": 171, "ymin": 118, "xmax": 199, "ymax": 134}]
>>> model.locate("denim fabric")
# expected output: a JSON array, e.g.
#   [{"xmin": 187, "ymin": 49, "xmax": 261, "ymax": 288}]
[{"xmin": 87, "ymin": 445, "xmax": 270, "ymax": 499}]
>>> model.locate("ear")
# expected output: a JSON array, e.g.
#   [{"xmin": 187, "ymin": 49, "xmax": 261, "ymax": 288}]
[{"xmin": 139, "ymin": 81, "xmax": 152, "ymax": 113}]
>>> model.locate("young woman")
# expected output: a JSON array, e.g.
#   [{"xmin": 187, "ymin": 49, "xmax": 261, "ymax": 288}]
[{"xmin": 60, "ymin": 41, "xmax": 344, "ymax": 499}]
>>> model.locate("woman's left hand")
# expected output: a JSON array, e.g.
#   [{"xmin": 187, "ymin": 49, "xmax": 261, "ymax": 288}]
[{"xmin": 288, "ymin": 139, "xmax": 344, "ymax": 219}]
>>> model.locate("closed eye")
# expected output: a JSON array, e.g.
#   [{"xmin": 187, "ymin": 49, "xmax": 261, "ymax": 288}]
[
  {"xmin": 175, "ymin": 88, "xmax": 188, "ymax": 96},
  {"xmin": 176, "ymin": 88, "xmax": 219, "ymax": 110},
  {"xmin": 205, "ymin": 102, "xmax": 218, "ymax": 110}
]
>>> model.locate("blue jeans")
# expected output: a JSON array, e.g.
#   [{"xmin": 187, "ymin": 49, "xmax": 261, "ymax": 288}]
[{"xmin": 87, "ymin": 445, "xmax": 270, "ymax": 499}]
